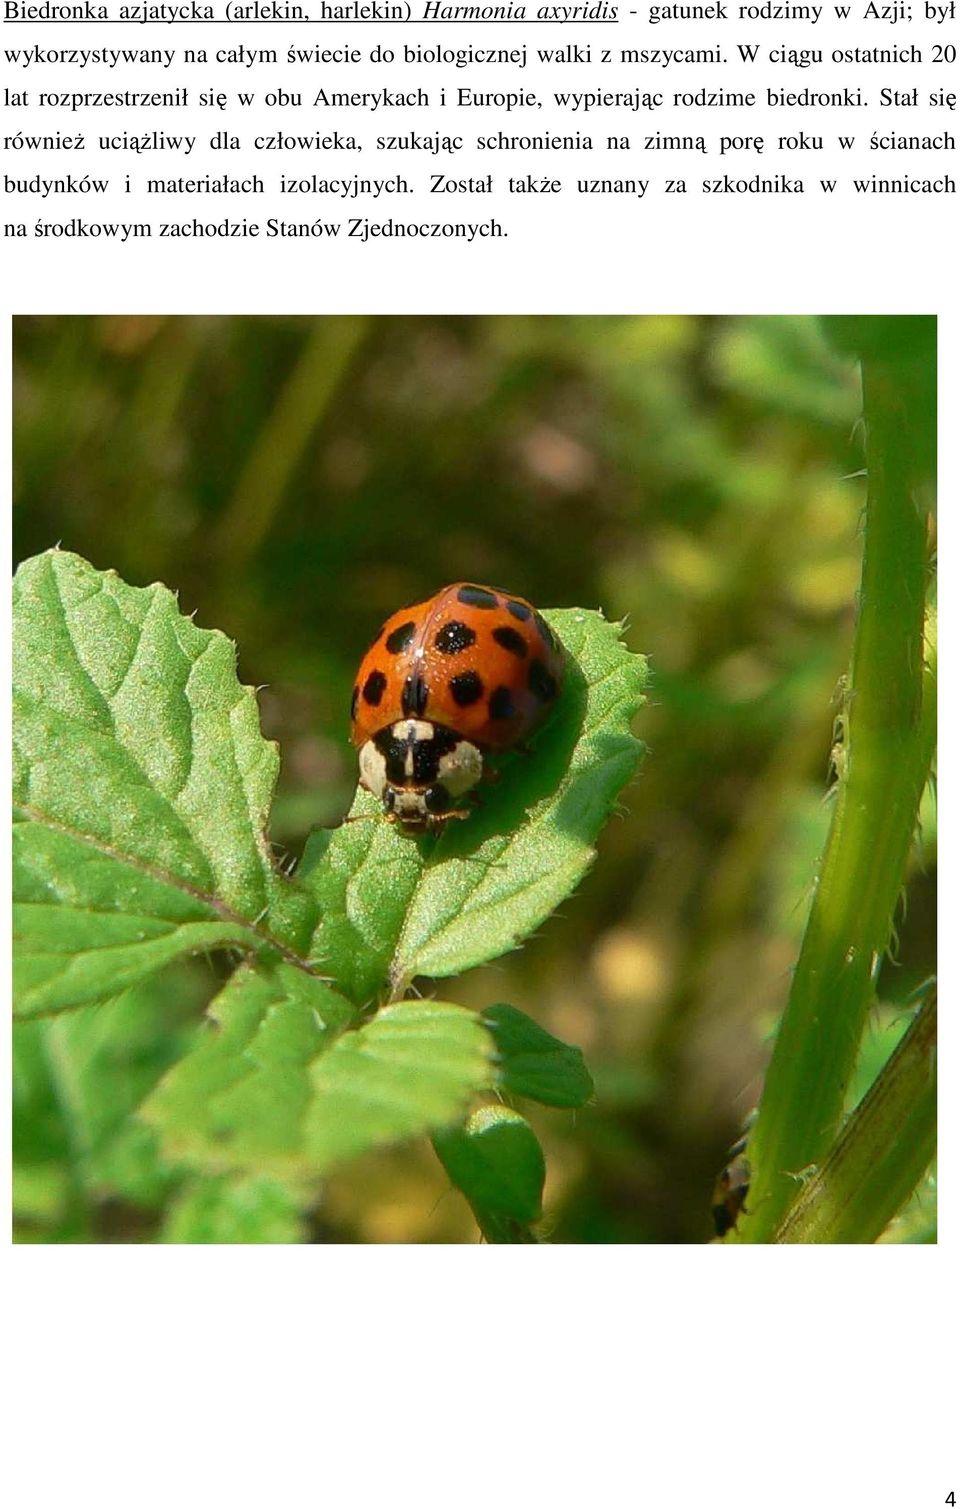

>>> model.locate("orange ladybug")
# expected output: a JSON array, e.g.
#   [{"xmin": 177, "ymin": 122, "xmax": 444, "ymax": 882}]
[{"xmin": 350, "ymin": 582, "xmax": 565, "ymax": 831}]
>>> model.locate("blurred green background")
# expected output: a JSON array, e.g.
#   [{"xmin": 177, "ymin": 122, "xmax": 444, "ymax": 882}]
[{"xmin": 12, "ymin": 314, "xmax": 936, "ymax": 1243}]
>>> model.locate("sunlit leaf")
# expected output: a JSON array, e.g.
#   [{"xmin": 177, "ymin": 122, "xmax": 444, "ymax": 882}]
[
  {"xmin": 142, "ymin": 959, "xmax": 353, "ymax": 1172},
  {"xmin": 13, "ymin": 821, "xmax": 253, "ymax": 1018},
  {"xmin": 144, "ymin": 962, "xmax": 494, "ymax": 1178},
  {"xmin": 160, "ymin": 1175, "xmax": 308, "ymax": 1245},
  {"xmin": 13, "ymin": 549, "xmax": 317, "ymax": 1018},
  {"xmin": 304, "ymin": 998, "xmax": 495, "ymax": 1172}
]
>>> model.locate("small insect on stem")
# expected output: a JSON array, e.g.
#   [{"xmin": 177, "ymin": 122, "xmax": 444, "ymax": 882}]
[{"xmin": 711, "ymin": 1135, "xmax": 751, "ymax": 1239}]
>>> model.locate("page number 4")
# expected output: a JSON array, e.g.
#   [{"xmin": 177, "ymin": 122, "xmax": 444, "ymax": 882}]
[{"xmin": 946, "ymin": 1495, "xmax": 955, "ymax": 1506}]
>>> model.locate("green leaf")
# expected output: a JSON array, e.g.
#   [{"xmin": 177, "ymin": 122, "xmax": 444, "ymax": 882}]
[
  {"xmin": 13, "ymin": 821, "xmax": 254, "ymax": 1018},
  {"xmin": 433, "ymin": 1105, "xmax": 546, "ymax": 1242},
  {"xmin": 49, "ymin": 971, "xmax": 211, "ymax": 1205},
  {"xmin": 13, "ymin": 549, "xmax": 317, "ymax": 1017},
  {"xmin": 14, "ymin": 967, "xmax": 208, "ymax": 1219},
  {"xmin": 144, "ymin": 961, "xmax": 494, "ymax": 1178},
  {"xmin": 302, "ymin": 607, "xmax": 647, "ymax": 1004},
  {"xmin": 483, "ymin": 1003, "xmax": 594, "ymax": 1109},
  {"xmin": 304, "ymin": 998, "xmax": 495, "ymax": 1172},
  {"xmin": 160, "ymin": 1175, "xmax": 308, "ymax": 1244}
]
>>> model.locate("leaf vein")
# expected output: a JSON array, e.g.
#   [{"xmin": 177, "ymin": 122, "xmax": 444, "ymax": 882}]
[{"xmin": 16, "ymin": 805, "xmax": 317, "ymax": 977}]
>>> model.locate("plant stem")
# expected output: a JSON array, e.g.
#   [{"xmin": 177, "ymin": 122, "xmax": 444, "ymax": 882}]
[
  {"xmin": 774, "ymin": 994, "xmax": 936, "ymax": 1243},
  {"xmin": 735, "ymin": 333, "xmax": 935, "ymax": 1243}
]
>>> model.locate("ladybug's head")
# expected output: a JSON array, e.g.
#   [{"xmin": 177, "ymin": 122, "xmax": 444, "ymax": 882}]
[{"xmin": 358, "ymin": 719, "xmax": 482, "ymax": 831}]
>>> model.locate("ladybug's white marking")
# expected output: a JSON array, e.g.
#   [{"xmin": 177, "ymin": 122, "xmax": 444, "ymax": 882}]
[
  {"xmin": 359, "ymin": 739, "xmax": 389, "ymax": 801},
  {"xmin": 358, "ymin": 720, "xmax": 483, "ymax": 830},
  {"xmin": 435, "ymin": 738, "xmax": 482, "ymax": 798}
]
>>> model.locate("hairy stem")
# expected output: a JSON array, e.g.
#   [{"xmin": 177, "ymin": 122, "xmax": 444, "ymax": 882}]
[
  {"xmin": 736, "ymin": 328, "xmax": 935, "ymax": 1243},
  {"xmin": 774, "ymin": 993, "xmax": 936, "ymax": 1243}
]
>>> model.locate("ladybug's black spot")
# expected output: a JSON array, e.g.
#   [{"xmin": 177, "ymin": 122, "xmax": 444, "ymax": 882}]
[
  {"xmin": 363, "ymin": 670, "xmax": 387, "ymax": 707},
  {"xmin": 493, "ymin": 625, "xmax": 528, "ymax": 659},
  {"xmin": 385, "ymin": 621, "xmax": 416, "ymax": 655},
  {"xmin": 529, "ymin": 659, "xmax": 558, "ymax": 702},
  {"xmin": 488, "ymin": 686, "xmax": 515, "ymax": 721},
  {"xmin": 412, "ymin": 740, "xmax": 441, "ymax": 784},
  {"xmin": 412, "ymin": 729, "xmax": 458, "ymax": 785},
  {"xmin": 350, "ymin": 685, "xmax": 360, "ymax": 720},
  {"xmin": 450, "ymin": 671, "xmax": 484, "ymax": 707},
  {"xmin": 533, "ymin": 613, "xmax": 555, "ymax": 651},
  {"xmin": 374, "ymin": 727, "xmax": 410, "ymax": 786},
  {"xmin": 435, "ymin": 620, "xmax": 476, "ymax": 655},
  {"xmin": 425, "ymin": 784, "xmax": 451, "ymax": 815},
  {"xmin": 402, "ymin": 672, "xmax": 429, "ymax": 718},
  {"xmin": 457, "ymin": 584, "xmax": 499, "ymax": 610},
  {"xmin": 506, "ymin": 598, "xmax": 532, "ymax": 622}
]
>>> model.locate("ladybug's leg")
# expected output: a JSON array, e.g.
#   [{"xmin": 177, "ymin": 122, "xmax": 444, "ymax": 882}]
[{"xmin": 437, "ymin": 807, "xmax": 473, "ymax": 825}]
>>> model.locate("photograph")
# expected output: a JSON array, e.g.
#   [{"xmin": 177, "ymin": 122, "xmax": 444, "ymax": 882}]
[{"xmin": 12, "ymin": 312, "xmax": 937, "ymax": 1245}]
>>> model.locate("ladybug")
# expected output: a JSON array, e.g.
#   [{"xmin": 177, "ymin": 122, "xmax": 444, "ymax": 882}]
[{"xmin": 350, "ymin": 582, "xmax": 565, "ymax": 831}]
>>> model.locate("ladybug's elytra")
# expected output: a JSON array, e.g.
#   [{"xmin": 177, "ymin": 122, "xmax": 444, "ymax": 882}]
[{"xmin": 350, "ymin": 582, "xmax": 565, "ymax": 831}]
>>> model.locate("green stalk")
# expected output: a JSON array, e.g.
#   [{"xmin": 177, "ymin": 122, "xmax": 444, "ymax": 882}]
[
  {"xmin": 774, "ymin": 994, "xmax": 936, "ymax": 1243},
  {"xmin": 735, "ymin": 330, "xmax": 935, "ymax": 1243},
  {"xmin": 214, "ymin": 316, "xmax": 371, "ymax": 567}
]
